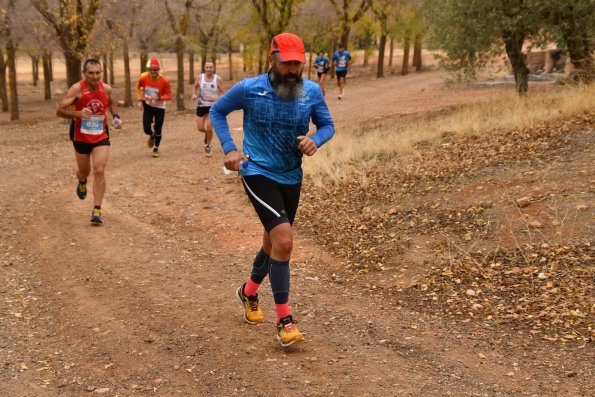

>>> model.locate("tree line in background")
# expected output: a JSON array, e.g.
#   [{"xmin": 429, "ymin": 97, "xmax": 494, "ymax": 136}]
[{"xmin": 0, "ymin": 0, "xmax": 593, "ymax": 121}]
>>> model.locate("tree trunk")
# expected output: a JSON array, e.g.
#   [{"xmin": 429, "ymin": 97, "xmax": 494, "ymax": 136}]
[
  {"xmin": 401, "ymin": 31, "xmax": 411, "ymax": 76},
  {"xmin": 377, "ymin": 34, "xmax": 386, "ymax": 78},
  {"xmin": 200, "ymin": 46, "xmax": 208, "ymax": 73},
  {"xmin": 123, "ymin": 41, "xmax": 132, "ymax": 107},
  {"xmin": 42, "ymin": 51, "xmax": 51, "ymax": 100},
  {"xmin": 258, "ymin": 43, "xmax": 264, "ymax": 75},
  {"xmin": 212, "ymin": 31, "xmax": 220, "ymax": 70},
  {"xmin": 189, "ymin": 52, "xmax": 195, "ymax": 85},
  {"xmin": 31, "ymin": 55, "xmax": 39, "ymax": 87},
  {"xmin": 228, "ymin": 40, "xmax": 233, "ymax": 80},
  {"xmin": 329, "ymin": 37, "xmax": 337, "ymax": 79},
  {"xmin": 503, "ymin": 30, "xmax": 529, "ymax": 95},
  {"xmin": 413, "ymin": 33, "xmax": 423, "ymax": 71},
  {"xmin": 388, "ymin": 37, "xmax": 394, "ymax": 67},
  {"xmin": 6, "ymin": 42, "xmax": 19, "ymax": 120},
  {"xmin": 363, "ymin": 30, "xmax": 371, "ymax": 67},
  {"xmin": 308, "ymin": 44, "xmax": 315, "ymax": 80},
  {"xmin": 176, "ymin": 37, "xmax": 185, "ymax": 111},
  {"xmin": 49, "ymin": 52, "xmax": 53, "ymax": 81},
  {"xmin": 109, "ymin": 52, "xmax": 115, "ymax": 85},
  {"xmin": 242, "ymin": 43, "xmax": 248, "ymax": 72},
  {"xmin": 564, "ymin": 35, "xmax": 594, "ymax": 83},
  {"xmin": 65, "ymin": 54, "xmax": 82, "ymax": 87},
  {"xmin": 340, "ymin": 25, "xmax": 351, "ymax": 49},
  {"xmin": 140, "ymin": 43, "xmax": 148, "ymax": 74},
  {"xmin": 102, "ymin": 53, "xmax": 108, "ymax": 83},
  {"xmin": 0, "ymin": 49, "xmax": 8, "ymax": 112}
]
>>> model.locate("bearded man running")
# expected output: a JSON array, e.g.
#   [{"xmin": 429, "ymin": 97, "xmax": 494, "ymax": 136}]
[{"xmin": 210, "ymin": 33, "xmax": 335, "ymax": 347}]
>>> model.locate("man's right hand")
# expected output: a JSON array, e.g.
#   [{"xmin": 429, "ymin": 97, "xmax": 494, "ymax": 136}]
[
  {"xmin": 223, "ymin": 150, "xmax": 249, "ymax": 171},
  {"xmin": 79, "ymin": 108, "xmax": 93, "ymax": 119},
  {"xmin": 137, "ymin": 100, "xmax": 143, "ymax": 110}
]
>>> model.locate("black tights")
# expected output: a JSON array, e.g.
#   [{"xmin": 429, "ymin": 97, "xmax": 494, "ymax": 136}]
[{"xmin": 142, "ymin": 103, "xmax": 165, "ymax": 147}]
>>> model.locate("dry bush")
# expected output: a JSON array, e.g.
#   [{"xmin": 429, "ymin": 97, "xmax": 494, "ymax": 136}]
[{"xmin": 305, "ymin": 84, "xmax": 595, "ymax": 186}]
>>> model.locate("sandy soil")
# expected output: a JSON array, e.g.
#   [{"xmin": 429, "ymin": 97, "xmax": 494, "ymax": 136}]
[{"xmin": 1, "ymin": 65, "xmax": 592, "ymax": 397}]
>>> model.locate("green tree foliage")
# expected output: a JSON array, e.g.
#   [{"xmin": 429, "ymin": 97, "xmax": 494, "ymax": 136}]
[
  {"xmin": 426, "ymin": 0, "xmax": 594, "ymax": 93},
  {"xmin": 329, "ymin": 0, "xmax": 370, "ymax": 48},
  {"xmin": 426, "ymin": 0, "xmax": 545, "ymax": 95},
  {"xmin": 250, "ymin": 0, "xmax": 302, "ymax": 73},
  {"xmin": 540, "ymin": 0, "xmax": 594, "ymax": 83}
]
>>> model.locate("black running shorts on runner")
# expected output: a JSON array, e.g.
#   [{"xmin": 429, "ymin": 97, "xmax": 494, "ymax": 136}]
[
  {"xmin": 196, "ymin": 106, "xmax": 211, "ymax": 117},
  {"xmin": 336, "ymin": 70, "xmax": 347, "ymax": 79},
  {"xmin": 73, "ymin": 138, "xmax": 110, "ymax": 155},
  {"xmin": 241, "ymin": 174, "xmax": 301, "ymax": 232}
]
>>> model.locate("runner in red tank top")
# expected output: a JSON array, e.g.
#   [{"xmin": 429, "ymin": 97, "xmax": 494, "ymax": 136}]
[
  {"xmin": 72, "ymin": 79, "xmax": 109, "ymax": 144},
  {"xmin": 57, "ymin": 58, "xmax": 122, "ymax": 225}
]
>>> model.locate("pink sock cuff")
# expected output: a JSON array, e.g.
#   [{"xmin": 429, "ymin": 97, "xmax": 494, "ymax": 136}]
[
  {"xmin": 275, "ymin": 303, "xmax": 291, "ymax": 322},
  {"xmin": 244, "ymin": 278, "xmax": 260, "ymax": 296}
]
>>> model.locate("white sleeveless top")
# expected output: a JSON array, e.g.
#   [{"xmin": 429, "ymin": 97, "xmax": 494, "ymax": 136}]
[{"xmin": 198, "ymin": 73, "xmax": 219, "ymax": 107}]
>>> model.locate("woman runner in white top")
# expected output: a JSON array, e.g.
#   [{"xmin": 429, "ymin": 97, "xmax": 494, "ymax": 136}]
[{"xmin": 191, "ymin": 61, "xmax": 224, "ymax": 155}]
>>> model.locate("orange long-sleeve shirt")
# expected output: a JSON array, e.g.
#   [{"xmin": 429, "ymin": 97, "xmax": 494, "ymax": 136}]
[{"xmin": 136, "ymin": 72, "xmax": 173, "ymax": 109}]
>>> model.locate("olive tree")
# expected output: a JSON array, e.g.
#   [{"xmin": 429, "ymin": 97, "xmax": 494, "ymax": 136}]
[{"xmin": 426, "ymin": 0, "xmax": 546, "ymax": 95}]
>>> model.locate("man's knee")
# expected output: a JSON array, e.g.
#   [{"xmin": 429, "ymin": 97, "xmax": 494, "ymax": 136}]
[
  {"xmin": 93, "ymin": 166, "xmax": 106, "ymax": 178},
  {"xmin": 271, "ymin": 227, "xmax": 293, "ymax": 255}
]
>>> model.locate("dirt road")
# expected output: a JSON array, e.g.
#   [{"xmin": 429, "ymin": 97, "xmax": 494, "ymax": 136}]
[{"xmin": 1, "ymin": 71, "xmax": 591, "ymax": 396}]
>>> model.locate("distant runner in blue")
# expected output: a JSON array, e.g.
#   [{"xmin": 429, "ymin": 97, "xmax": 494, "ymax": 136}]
[
  {"xmin": 210, "ymin": 32, "xmax": 334, "ymax": 348},
  {"xmin": 314, "ymin": 51, "xmax": 330, "ymax": 96},
  {"xmin": 332, "ymin": 43, "xmax": 351, "ymax": 100}
]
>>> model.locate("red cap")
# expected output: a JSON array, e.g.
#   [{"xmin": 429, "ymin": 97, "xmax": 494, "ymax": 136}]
[
  {"xmin": 270, "ymin": 33, "xmax": 305, "ymax": 63},
  {"xmin": 149, "ymin": 59, "xmax": 160, "ymax": 70}
]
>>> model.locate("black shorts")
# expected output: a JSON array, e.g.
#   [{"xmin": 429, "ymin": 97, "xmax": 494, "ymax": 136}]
[
  {"xmin": 196, "ymin": 106, "xmax": 211, "ymax": 117},
  {"xmin": 317, "ymin": 71, "xmax": 328, "ymax": 78},
  {"xmin": 336, "ymin": 70, "xmax": 348, "ymax": 79},
  {"xmin": 73, "ymin": 138, "xmax": 110, "ymax": 155},
  {"xmin": 242, "ymin": 174, "xmax": 301, "ymax": 232}
]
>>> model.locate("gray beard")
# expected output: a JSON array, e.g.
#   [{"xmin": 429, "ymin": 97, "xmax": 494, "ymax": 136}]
[{"xmin": 269, "ymin": 68, "xmax": 303, "ymax": 100}]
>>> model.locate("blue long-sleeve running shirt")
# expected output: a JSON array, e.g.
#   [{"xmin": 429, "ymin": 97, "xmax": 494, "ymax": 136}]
[{"xmin": 210, "ymin": 73, "xmax": 335, "ymax": 185}]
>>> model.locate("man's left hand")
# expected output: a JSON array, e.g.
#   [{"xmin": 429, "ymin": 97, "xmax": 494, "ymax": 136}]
[{"xmin": 297, "ymin": 136, "xmax": 317, "ymax": 156}]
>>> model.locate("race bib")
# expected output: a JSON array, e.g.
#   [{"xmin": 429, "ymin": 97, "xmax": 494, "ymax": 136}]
[
  {"xmin": 80, "ymin": 115, "xmax": 105, "ymax": 135},
  {"xmin": 200, "ymin": 94, "xmax": 214, "ymax": 106},
  {"xmin": 145, "ymin": 87, "xmax": 159, "ymax": 99}
]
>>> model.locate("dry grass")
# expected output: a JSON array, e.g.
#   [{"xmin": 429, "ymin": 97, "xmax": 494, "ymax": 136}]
[{"xmin": 305, "ymin": 84, "xmax": 595, "ymax": 185}]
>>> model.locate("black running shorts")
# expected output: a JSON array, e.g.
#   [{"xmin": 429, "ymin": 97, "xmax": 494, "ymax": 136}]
[
  {"xmin": 196, "ymin": 106, "xmax": 211, "ymax": 117},
  {"xmin": 73, "ymin": 138, "xmax": 110, "ymax": 155},
  {"xmin": 336, "ymin": 70, "xmax": 348, "ymax": 79},
  {"xmin": 241, "ymin": 174, "xmax": 301, "ymax": 232}
]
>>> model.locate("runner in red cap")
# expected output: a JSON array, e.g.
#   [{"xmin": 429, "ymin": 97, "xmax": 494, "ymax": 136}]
[
  {"xmin": 136, "ymin": 58, "xmax": 172, "ymax": 158},
  {"xmin": 210, "ymin": 32, "xmax": 335, "ymax": 347},
  {"xmin": 269, "ymin": 32, "xmax": 306, "ymax": 62}
]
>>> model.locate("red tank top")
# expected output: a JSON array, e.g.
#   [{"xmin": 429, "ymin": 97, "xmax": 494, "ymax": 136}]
[{"xmin": 74, "ymin": 80, "xmax": 109, "ymax": 143}]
